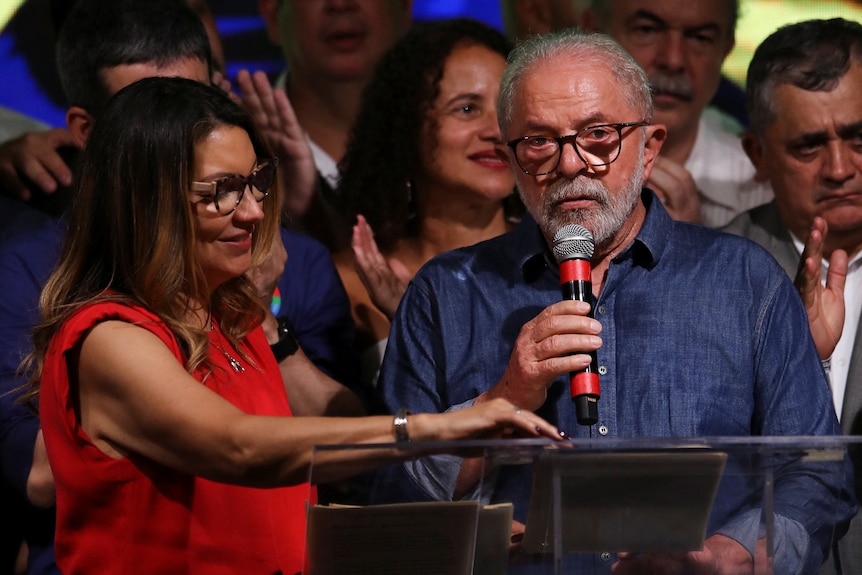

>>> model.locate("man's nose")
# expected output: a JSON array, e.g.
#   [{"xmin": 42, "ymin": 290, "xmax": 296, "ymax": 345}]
[
  {"xmin": 821, "ymin": 140, "xmax": 858, "ymax": 185},
  {"xmin": 655, "ymin": 31, "xmax": 686, "ymax": 72},
  {"xmin": 556, "ymin": 140, "xmax": 589, "ymax": 178}
]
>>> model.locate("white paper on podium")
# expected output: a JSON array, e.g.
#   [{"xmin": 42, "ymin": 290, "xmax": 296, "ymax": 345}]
[{"xmin": 522, "ymin": 450, "xmax": 728, "ymax": 554}]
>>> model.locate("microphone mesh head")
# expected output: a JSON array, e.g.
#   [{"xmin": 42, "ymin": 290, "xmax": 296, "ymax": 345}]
[{"xmin": 552, "ymin": 224, "xmax": 595, "ymax": 263}]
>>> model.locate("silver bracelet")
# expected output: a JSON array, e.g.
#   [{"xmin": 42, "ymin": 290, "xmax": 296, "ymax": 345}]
[{"xmin": 394, "ymin": 408, "xmax": 411, "ymax": 443}]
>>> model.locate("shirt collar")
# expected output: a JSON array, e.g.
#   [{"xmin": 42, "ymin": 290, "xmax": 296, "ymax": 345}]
[
  {"xmin": 517, "ymin": 188, "xmax": 671, "ymax": 281},
  {"xmin": 619, "ymin": 187, "xmax": 670, "ymax": 269},
  {"xmin": 511, "ymin": 212, "xmax": 552, "ymax": 284}
]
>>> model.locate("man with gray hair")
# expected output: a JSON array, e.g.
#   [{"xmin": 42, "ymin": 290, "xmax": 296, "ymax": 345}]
[
  {"xmin": 723, "ymin": 18, "xmax": 862, "ymax": 575},
  {"xmin": 375, "ymin": 28, "xmax": 853, "ymax": 573}
]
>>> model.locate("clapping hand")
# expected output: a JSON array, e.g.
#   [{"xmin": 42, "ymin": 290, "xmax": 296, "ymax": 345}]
[
  {"xmin": 235, "ymin": 69, "xmax": 318, "ymax": 220},
  {"xmin": 351, "ymin": 214, "xmax": 412, "ymax": 320}
]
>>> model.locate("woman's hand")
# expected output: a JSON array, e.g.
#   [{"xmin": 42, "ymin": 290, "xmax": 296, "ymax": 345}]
[
  {"xmin": 352, "ymin": 215, "xmax": 412, "ymax": 320},
  {"xmin": 245, "ymin": 232, "xmax": 287, "ymax": 307},
  {"xmin": 411, "ymin": 397, "xmax": 564, "ymax": 443}
]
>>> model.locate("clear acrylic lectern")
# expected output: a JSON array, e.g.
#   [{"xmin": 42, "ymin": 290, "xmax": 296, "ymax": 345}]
[{"xmin": 304, "ymin": 436, "xmax": 859, "ymax": 575}]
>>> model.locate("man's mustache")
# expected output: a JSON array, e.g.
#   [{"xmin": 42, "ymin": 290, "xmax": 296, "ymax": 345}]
[
  {"xmin": 547, "ymin": 178, "xmax": 610, "ymax": 206},
  {"xmin": 649, "ymin": 71, "xmax": 695, "ymax": 101}
]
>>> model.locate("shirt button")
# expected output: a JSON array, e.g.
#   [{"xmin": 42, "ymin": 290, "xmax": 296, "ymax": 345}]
[
  {"xmin": 600, "ymin": 552, "xmax": 611, "ymax": 562},
  {"xmin": 598, "ymin": 425, "xmax": 608, "ymax": 436},
  {"xmin": 597, "ymin": 305, "xmax": 606, "ymax": 315},
  {"xmin": 598, "ymin": 365, "xmax": 607, "ymax": 375}
]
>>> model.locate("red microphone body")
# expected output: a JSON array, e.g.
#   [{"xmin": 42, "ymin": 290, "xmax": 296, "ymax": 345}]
[{"xmin": 553, "ymin": 224, "xmax": 600, "ymax": 426}]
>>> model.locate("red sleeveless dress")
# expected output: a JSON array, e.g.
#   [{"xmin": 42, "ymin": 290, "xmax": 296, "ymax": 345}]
[{"xmin": 40, "ymin": 302, "xmax": 314, "ymax": 575}]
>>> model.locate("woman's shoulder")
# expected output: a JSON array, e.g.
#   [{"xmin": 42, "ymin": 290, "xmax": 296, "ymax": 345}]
[
  {"xmin": 66, "ymin": 298, "xmax": 158, "ymax": 325},
  {"xmin": 59, "ymin": 298, "xmax": 176, "ymax": 351}
]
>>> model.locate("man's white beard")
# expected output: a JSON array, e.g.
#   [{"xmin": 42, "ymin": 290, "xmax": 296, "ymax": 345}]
[{"xmin": 530, "ymin": 150, "xmax": 645, "ymax": 246}]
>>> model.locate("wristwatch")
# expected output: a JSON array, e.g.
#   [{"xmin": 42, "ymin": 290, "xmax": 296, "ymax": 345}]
[{"xmin": 270, "ymin": 315, "xmax": 299, "ymax": 362}]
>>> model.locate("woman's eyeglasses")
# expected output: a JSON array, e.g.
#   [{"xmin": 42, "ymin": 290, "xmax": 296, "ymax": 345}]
[{"xmin": 191, "ymin": 158, "xmax": 278, "ymax": 215}]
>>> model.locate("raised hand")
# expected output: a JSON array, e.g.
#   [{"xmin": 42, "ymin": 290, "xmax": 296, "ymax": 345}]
[
  {"xmin": 0, "ymin": 128, "xmax": 79, "ymax": 200},
  {"xmin": 235, "ymin": 69, "xmax": 318, "ymax": 219},
  {"xmin": 351, "ymin": 214, "xmax": 412, "ymax": 320},
  {"xmin": 795, "ymin": 216, "xmax": 847, "ymax": 360},
  {"xmin": 646, "ymin": 156, "xmax": 702, "ymax": 224}
]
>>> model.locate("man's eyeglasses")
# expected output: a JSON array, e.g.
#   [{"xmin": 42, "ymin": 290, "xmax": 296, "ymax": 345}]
[
  {"xmin": 507, "ymin": 122, "xmax": 648, "ymax": 176},
  {"xmin": 191, "ymin": 158, "xmax": 278, "ymax": 215}
]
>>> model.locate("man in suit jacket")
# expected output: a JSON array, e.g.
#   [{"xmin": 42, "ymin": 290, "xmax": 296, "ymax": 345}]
[{"xmin": 722, "ymin": 18, "xmax": 862, "ymax": 575}]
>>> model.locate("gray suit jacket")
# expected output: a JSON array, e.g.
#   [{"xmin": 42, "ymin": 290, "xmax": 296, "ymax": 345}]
[{"xmin": 724, "ymin": 201, "xmax": 862, "ymax": 574}]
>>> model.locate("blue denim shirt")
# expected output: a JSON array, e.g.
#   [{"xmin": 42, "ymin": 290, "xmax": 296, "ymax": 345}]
[{"xmin": 376, "ymin": 190, "xmax": 855, "ymax": 574}]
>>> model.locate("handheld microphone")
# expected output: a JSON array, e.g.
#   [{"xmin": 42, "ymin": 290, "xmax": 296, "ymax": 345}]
[{"xmin": 552, "ymin": 224, "xmax": 600, "ymax": 426}]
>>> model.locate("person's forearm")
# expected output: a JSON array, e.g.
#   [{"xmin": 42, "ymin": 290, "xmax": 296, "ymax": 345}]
[
  {"xmin": 263, "ymin": 307, "xmax": 364, "ymax": 417},
  {"xmin": 279, "ymin": 350, "xmax": 365, "ymax": 417},
  {"xmin": 184, "ymin": 414, "xmax": 381, "ymax": 486},
  {"xmin": 208, "ymin": 411, "xmax": 440, "ymax": 487},
  {"xmin": 453, "ymin": 455, "xmax": 486, "ymax": 500}
]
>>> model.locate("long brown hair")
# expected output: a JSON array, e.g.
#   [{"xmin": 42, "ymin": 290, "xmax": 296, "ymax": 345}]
[
  {"xmin": 338, "ymin": 18, "xmax": 515, "ymax": 252},
  {"xmin": 25, "ymin": 77, "xmax": 281, "ymax": 397}
]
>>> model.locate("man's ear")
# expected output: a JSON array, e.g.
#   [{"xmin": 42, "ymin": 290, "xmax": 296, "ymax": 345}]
[
  {"xmin": 66, "ymin": 107, "xmax": 94, "ymax": 148},
  {"xmin": 258, "ymin": 0, "xmax": 282, "ymax": 46},
  {"xmin": 641, "ymin": 123, "xmax": 667, "ymax": 180},
  {"xmin": 742, "ymin": 131, "xmax": 770, "ymax": 182}
]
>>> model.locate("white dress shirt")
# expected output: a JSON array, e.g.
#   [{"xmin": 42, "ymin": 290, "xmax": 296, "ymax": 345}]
[{"xmin": 686, "ymin": 107, "xmax": 774, "ymax": 228}]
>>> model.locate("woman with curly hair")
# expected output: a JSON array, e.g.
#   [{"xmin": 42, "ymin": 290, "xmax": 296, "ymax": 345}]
[
  {"xmin": 23, "ymin": 77, "xmax": 560, "ymax": 575},
  {"xmin": 335, "ymin": 18, "xmax": 520, "ymax": 387}
]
